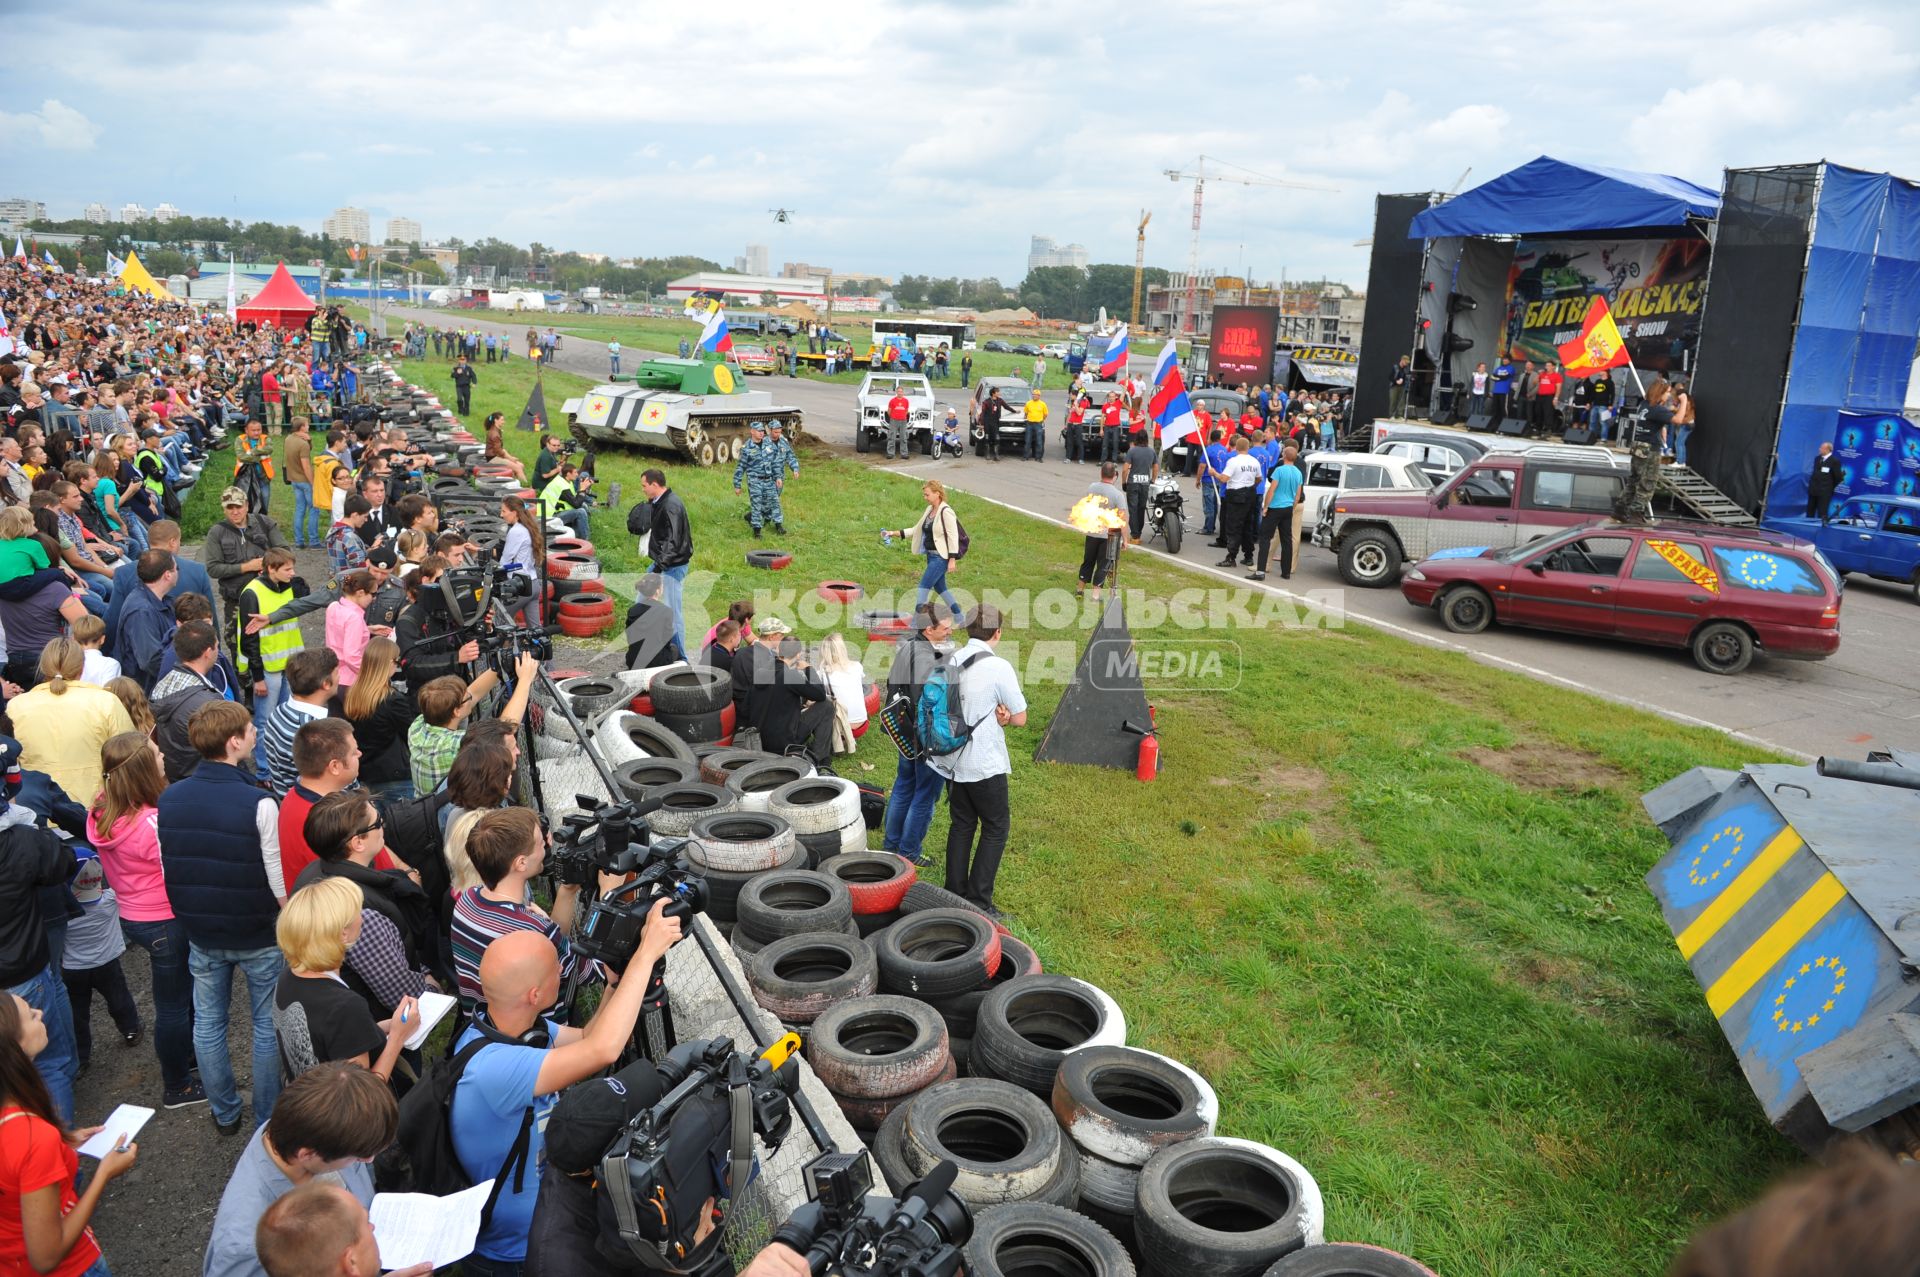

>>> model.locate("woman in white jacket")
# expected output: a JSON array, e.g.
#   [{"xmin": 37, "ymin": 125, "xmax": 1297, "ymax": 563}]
[{"xmin": 891, "ymin": 480, "xmax": 962, "ymax": 618}]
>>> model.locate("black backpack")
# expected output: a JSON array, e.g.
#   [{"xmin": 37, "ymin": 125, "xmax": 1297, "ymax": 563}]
[{"xmin": 381, "ymin": 1034, "xmax": 535, "ymax": 1234}]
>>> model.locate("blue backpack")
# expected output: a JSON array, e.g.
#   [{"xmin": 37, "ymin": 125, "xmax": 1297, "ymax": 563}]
[{"xmin": 916, "ymin": 650, "xmax": 988, "ymax": 758}]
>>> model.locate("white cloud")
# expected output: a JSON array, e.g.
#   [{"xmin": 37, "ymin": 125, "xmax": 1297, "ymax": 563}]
[
  {"xmin": 358, "ymin": 142, "xmax": 432, "ymax": 157},
  {"xmin": 0, "ymin": 99, "xmax": 101, "ymax": 150}
]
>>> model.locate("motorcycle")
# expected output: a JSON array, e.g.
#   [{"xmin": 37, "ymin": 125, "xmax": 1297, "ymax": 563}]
[{"xmin": 1145, "ymin": 473, "xmax": 1187, "ymax": 554}]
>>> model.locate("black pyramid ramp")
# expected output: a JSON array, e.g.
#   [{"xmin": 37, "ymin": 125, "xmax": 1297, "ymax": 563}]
[
  {"xmin": 515, "ymin": 381, "xmax": 548, "ymax": 432},
  {"xmin": 1033, "ymin": 593, "xmax": 1151, "ymax": 771}
]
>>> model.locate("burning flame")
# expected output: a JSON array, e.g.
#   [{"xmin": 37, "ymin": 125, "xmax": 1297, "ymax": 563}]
[{"xmin": 1069, "ymin": 494, "xmax": 1127, "ymax": 535}]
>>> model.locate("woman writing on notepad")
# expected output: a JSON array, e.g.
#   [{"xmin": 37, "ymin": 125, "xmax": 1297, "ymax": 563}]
[
  {"xmin": 0, "ymin": 994, "xmax": 139, "ymax": 1277},
  {"xmin": 290, "ymin": 791, "xmax": 446, "ymax": 1020},
  {"xmin": 272, "ymin": 878, "xmax": 418, "ymax": 1085}
]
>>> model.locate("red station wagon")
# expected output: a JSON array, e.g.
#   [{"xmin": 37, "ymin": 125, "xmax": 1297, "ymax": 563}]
[{"xmin": 1399, "ymin": 520, "xmax": 1843, "ymax": 674}]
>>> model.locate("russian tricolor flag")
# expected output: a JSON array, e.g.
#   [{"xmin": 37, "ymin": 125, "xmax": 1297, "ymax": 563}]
[
  {"xmin": 1148, "ymin": 340, "xmax": 1200, "ymax": 444},
  {"xmin": 698, "ymin": 306, "xmax": 734, "ymax": 355},
  {"xmin": 1099, "ymin": 323, "xmax": 1129, "ymax": 378}
]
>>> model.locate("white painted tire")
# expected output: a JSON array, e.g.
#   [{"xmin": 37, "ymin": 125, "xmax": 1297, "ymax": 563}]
[{"xmin": 768, "ymin": 776, "xmax": 862, "ymax": 836}]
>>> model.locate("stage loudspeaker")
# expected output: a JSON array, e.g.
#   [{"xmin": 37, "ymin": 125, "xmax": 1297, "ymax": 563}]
[
  {"xmin": 1496, "ymin": 417, "xmax": 1528, "ymax": 437},
  {"xmin": 1563, "ymin": 425, "xmax": 1596, "ymax": 445},
  {"xmin": 1465, "ymin": 412, "xmax": 1494, "ymax": 433},
  {"xmin": 1033, "ymin": 594, "xmax": 1152, "ymax": 771}
]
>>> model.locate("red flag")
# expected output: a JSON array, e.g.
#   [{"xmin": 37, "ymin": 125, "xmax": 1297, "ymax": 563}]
[{"xmin": 1557, "ymin": 295, "xmax": 1632, "ymax": 376}]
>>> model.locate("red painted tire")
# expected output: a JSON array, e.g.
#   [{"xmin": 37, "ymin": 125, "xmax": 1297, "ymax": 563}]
[
  {"xmin": 513, "ymin": 488, "xmax": 536, "ymax": 501},
  {"xmin": 867, "ymin": 630, "xmax": 902, "ymax": 644},
  {"xmin": 817, "ymin": 580, "xmax": 863, "ymax": 604},
  {"xmin": 572, "ymin": 578, "xmax": 608, "ymax": 595},
  {"xmin": 852, "ymin": 719, "xmax": 869, "ymax": 739},
  {"xmin": 546, "ymin": 555, "xmax": 573, "ymax": 581},
  {"xmin": 819, "ymin": 854, "xmax": 917, "ymax": 915},
  {"xmin": 630, "ymin": 693, "xmax": 655, "ymax": 716},
  {"xmin": 550, "ymin": 537, "xmax": 597, "ymax": 558},
  {"xmin": 863, "ymin": 683, "xmax": 881, "ymax": 717},
  {"xmin": 557, "ymin": 611, "xmax": 612, "ymax": 637},
  {"xmin": 719, "ymin": 702, "xmax": 736, "ymax": 743},
  {"xmin": 548, "ymin": 668, "xmax": 591, "ymax": 683},
  {"xmin": 547, "ymin": 552, "xmax": 596, "ymax": 580},
  {"xmin": 745, "ymin": 549, "xmax": 793, "ymax": 571},
  {"xmin": 557, "ymin": 592, "xmax": 613, "ymax": 619}
]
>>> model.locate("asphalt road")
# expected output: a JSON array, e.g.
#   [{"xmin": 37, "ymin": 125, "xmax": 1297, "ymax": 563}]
[{"xmin": 382, "ymin": 306, "xmax": 1920, "ymax": 761}]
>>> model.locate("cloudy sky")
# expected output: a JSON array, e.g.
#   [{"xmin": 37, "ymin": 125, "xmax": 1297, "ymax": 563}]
[{"xmin": 5, "ymin": 0, "xmax": 1917, "ymax": 287}]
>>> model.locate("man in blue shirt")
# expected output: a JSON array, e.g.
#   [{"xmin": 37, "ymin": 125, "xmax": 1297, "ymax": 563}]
[
  {"xmin": 451, "ymin": 904, "xmax": 684, "ymax": 1274},
  {"xmin": 102, "ymin": 520, "xmax": 210, "ymax": 659},
  {"xmin": 1251, "ymin": 444, "xmax": 1305, "ymax": 581},
  {"xmin": 1491, "ymin": 357, "xmax": 1516, "ymax": 420},
  {"xmin": 1200, "ymin": 429, "xmax": 1230, "ymax": 541}
]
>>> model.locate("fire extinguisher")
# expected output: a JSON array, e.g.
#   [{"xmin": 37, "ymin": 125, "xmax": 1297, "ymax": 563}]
[{"xmin": 1123, "ymin": 719, "xmax": 1160, "ymax": 782}]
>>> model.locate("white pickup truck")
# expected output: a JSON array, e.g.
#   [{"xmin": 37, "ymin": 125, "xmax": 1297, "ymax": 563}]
[{"xmin": 855, "ymin": 373, "xmax": 937, "ymax": 454}]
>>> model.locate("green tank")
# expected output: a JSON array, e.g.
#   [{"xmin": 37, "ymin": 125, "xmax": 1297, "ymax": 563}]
[{"xmin": 560, "ymin": 356, "xmax": 803, "ymax": 466}]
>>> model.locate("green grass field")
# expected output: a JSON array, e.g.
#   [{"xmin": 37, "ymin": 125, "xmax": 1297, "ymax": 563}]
[{"xmin": 188, "ymin": 350, "xmax": 1798, "ymax": 1275}]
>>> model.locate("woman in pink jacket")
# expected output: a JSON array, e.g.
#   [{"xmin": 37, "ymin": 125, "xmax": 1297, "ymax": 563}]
[
  {"xmin": 84, "ymin": 733, "xmax": 201, "ymax": 1108},
  {"xmin": 323, "ymin": 569, "xmax": 381, "ymax": 692}
]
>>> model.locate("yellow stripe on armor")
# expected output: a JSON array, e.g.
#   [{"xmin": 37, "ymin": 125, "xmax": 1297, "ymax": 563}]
[
  {"xmin": 1675, "ymin": 827, "xmax": 1802, "ymax": 959},
  {"xmin": 1706, "ymin": 873, "xmax": 1847, "ymax": 1018}
]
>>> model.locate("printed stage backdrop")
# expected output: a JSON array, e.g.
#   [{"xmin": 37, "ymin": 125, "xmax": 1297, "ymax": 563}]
[{"xmin": 1501, "ymin": 237, "xmax": 1711, "ymax": 372}]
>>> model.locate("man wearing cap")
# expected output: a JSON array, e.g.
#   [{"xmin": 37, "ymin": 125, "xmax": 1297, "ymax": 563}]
[
  {"xmin": 732, "ymin": 422, "xmax": 780, "ymax": 539},
  {"xmin": 729, "ymin": 617, "xmax": 787, "ymax": 730},
  {"xmin": 450, "ymin": 910, "xmax": 684, "ymax": 1274},
  {"xmin": 204, "ymin": 486, "xmax": 287, "ymax": 641},
  {"xmin": 766, "ymin": 421, "xmax": 799, "ymax": 529},
  {"xmin": 451, "ymin": 353, "xmax": 478, "ymax": 416},
  {"xmin": 756, "ymin": 635, "xmax": 836, "ymax": 768}
]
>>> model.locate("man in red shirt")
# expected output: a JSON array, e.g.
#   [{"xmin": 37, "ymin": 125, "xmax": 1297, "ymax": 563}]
[
  {"xmin": 884, "ymin": 390, "xmax": 911, "ymax": 459},
  {"xmin": 1239, "ymin": 407, "xmax": 1262, "ymax": 437},
  {"xmin": 277, "ymin": 718, "xmax": 393, "ymax": 897},
  {"xmin": 1533, "ymin": 360, "xmax": 1564, "ymax": 434},
  {"xmin": 1100, "ymin": 397, "xmax": 1125, "ymax": 463},
  {"xmin": 261, "ymin": 362, "xmax": 284, "ymax": 433}
]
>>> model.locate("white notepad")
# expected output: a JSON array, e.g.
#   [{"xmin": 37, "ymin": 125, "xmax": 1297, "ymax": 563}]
[
  {"xmin": 77, "ymin": 1105, "xmax": 154, "ymax": 1159},
  {"xmin": 403, "ymin": 990, "xmax": 458, "ymax": 1050}
]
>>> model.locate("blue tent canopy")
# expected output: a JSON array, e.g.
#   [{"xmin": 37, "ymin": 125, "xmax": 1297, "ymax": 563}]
[{"xmin": 1409, "ymin": 156, "xmax": 1721, "ymax": 239}]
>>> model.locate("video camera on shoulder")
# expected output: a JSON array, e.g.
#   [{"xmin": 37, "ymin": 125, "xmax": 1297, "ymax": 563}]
[
  {"xmin": 558, "ymin": 794, "xmax": 709, "ymax": 974},
  {"xmin": 546, "ymin": 1036, "xmax": 802, "ymax": 1274},
  {"xmin": 771, "ymin": 1151, "xmax": 971, "ymax": 1277}
]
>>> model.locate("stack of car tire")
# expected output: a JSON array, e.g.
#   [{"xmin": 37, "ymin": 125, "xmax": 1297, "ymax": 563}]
[
  {"xmin": 730, "ymin": 873, "xmax": 1431, "ymax": 1277},
  {"xmin": 545, "ymin": 536, "xmax": 611, "ymax": 637}
]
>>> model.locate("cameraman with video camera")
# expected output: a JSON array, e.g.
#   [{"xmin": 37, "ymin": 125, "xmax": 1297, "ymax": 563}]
[{"xmin": 450, "ymin": 901, "xmax": 686, "ymax": 1276}]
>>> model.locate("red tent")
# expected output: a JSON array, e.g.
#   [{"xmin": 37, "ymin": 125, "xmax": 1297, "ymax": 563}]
[{"xmin": 234, "ymin": 262, "xmax": 318, "ymax": 330}]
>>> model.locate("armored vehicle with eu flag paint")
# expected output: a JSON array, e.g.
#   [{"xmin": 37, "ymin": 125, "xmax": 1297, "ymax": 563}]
[
  {"xmin": 562, "ymin": 357, "xmax": 803, "ymax": 467},
  {"xmin": 1643, "ymin": 751, "xmax": 1920, "ymax": 1153}
]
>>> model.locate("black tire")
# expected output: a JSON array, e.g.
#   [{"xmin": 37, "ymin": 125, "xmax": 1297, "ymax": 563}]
[
  {"xmin": 613, "ymin": 757, "xmax": 699, "ymax": 802},
  {"xmin": 686, "ymin": 811, "xmax": 797, "ymax": 873},
  {"xmin": 700, "ymin": 838, "xmax": 808, "ymax": 923},
  {"xmin": 656, "ymin": 707, "xmax": 728, "ymax": 745},
  {"xmin": 1336, "ymin": 528, "xmax": 1401, "ymax": 588},
  {"xmin": 808, "ymin": 995, "xmax": 951, "ymax": 1100},
  {"xmin": 873, "ymin": 1099, "xmax": 916, "ymax": 1192},
  {"xmin": 736, "ymin": 869, "xmax": 855, "ymax": 944},
  {"xmin": 833, "ymin": 1056, "xmax": 958, "ymax": 1131},
  {"xmin": 727, "ymin": 758, "xmax": 816, "ymax": 810},
  {"xmin": 1052, "ymin": 1046, "xmax": 1213, "ymax": 1168},
  {"xmin": 1262, "ymin": 1245, "xmax": 1438, "ymax": 1276},
  {"xmin": 649, "ymin": 664, "xmax": 733, "ymax": 716},
  {"xmin": 560, "ymin": 676, "xmax": 626, "ymax": 718},
  {"xmin": 949, "ymin": 1033, "xmax": 972, "ymax": 1075},
  {"xmin": 972, "ymin": 975, "xmax": 1128, "ymax": 1097},
  {"xmin": 699, "ymin": 748, "xmax": 776, "ymax": 788},
  {"xmin": 796, "ymin": 828, "xmax": 844, "ymax": 868},
  {"xmin": 644, "ymin": 782, "xmax": 739, "ymax": 838},
  {"xmin": 899, "ymin": 880, "xmax": 986, "ymax": 916},
  {"xmin": 1134, "ymin": 1138, "xmax": 1325, "ymax": 1277},
  {"xmin": 964, "ymin": 1203, "xmax": 1137, "ymax": 1277},
  {"xmin": 877, "ymin": 909, "xmax": 1003, "ymax": 998},
  {"xmin": 855, "ymin": 423, "xmax": 871, "ymax": 454},
  {"xmin": 926, "ymin": 934, "xmax": 1040, "ymax": 1037},
  {"xmin": 899, "ymin": 1078, "xmax": 1066, "ymax": 1209},
  {"xmin": 745, "ymin": 548, "xmax": 793, "ymax": 569},
  {"xmin": 746, "ymin": 931, "xmax": 877, "ymax": 1024},
  {"xmin": 612, "ymin": 714, "xmax": 699, "ymax": 765},
  {"xmin": 767, "ymin": 777, "xmax": 863, "ymax": 836},
  {"xmin": 1076, "ymin": 1148, "xmax": 1143, "ymax": 1214},
  {"xmin": 1437, "ymin": 585, "xmax": 1492, "ymax": 635},
  {"xmin": 854, "ymin": 908, "xmax": 901, "ymax": 938},
  {"xmin": 918, "ymin": 431, "xmax": 933, "ymax": 457},
  {"xmin": 1691, "ymin": 620, "xmax": 1755, "ymax": 675},
  {"xmin": 1163, "ymin": 515, "xmax": 1183, "ymax": 556}
]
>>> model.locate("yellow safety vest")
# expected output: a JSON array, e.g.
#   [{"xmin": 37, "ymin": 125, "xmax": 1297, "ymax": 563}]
[
  {"xmin": 540, "ymin": 473, "xmax": 576, "ymax": 513},
  {"xmin": 238, "ymin": 577, "xmax": 300, "ymax": 676}
]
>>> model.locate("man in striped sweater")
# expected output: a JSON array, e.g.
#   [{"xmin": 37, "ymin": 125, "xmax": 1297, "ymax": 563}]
[{"xmin": 449, "ymin": 808, "xmax": 616, "ymax": 1022}]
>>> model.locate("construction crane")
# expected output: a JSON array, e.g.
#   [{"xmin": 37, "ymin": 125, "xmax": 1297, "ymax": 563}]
[
  {"xmin": 1130, "ymin": 210, "xmax": 1151, "ymax": 331},
  {"xmin": 1164, "ymin": 156, "xmax": 1336, "ymax": 336}
]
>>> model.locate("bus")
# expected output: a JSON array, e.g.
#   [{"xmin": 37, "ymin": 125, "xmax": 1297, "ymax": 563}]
[{"xmin": 871, "ymin": 319, "xmax": 977, "ymax": 354}]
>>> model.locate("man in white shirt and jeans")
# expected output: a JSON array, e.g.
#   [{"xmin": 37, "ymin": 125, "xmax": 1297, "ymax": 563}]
[{"xmin": 927, "ymin": 604, "xmax": 1027, "ymax": 915}]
